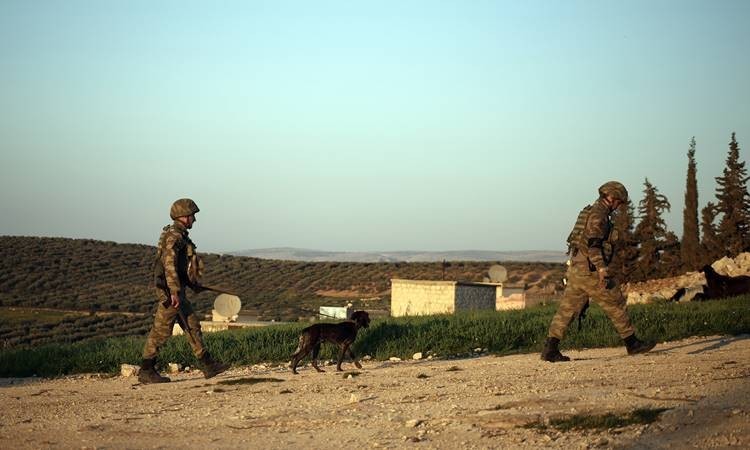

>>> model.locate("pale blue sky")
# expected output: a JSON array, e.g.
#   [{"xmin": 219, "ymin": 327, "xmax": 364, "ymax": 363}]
[{"xmin": 1, "ymin": 1, "xmax": 749, "ymax": 253}]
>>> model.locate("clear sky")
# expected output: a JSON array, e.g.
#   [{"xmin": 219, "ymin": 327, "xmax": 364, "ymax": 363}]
[{"xmin": 1, "ymin": 1, "xmax": 749, "ymax": 254}]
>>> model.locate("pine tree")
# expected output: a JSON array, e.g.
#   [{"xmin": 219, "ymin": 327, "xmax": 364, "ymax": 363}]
[
  {"xmin": 609, "ymin": 200, "xmax": 638, "ymax": 284},
  {"xmin": 632, "ymin": 179, "xmax": 678, "ymax": 281},
  {"xmin": 681, "ymin": 137, "xmax": 701, "ymax": 271},
  {"xmin": 714, "ymin": 132, "xmax": 750, "ymax": 256},
  {"xmin": 700, "ymin": 201, "xmax": 721, "ymax": 265},
  {"xmin": 660, "ymin": 230, "xmax": 682, "ymax": 277}
]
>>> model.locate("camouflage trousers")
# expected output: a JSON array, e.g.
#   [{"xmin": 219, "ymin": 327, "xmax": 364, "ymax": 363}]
[
  {"xmin": 142, "ymin": 291, "xmax": 206, "ymax": 360},
  {"xmin": 547, "ymin": 264, "xmax": 635, "ymax": 340}
]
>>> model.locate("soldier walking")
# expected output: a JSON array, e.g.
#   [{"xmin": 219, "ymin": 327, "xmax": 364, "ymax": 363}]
[
  {"xmin": 541, "ymin": 182, "xmax": 655, "ymax": 362},
  {"xmin": 138, "ymin": 198, "xmax": 229, "ymax": 383}
]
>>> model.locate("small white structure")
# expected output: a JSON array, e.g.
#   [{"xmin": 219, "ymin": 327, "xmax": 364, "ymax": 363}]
[
  {"xmin": 319, "ymin": 303, "xmax": 353, "ymax": 319},
  {"xmin": 495, "ymin": 287, "xmax": 540, "ymax": 310},
  {"xmin": 391, "ymin": 279, "xmax": 499, "ymax": 317}
]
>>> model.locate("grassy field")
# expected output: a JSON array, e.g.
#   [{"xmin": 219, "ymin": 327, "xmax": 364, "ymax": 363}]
[{"xmin": 1, "ymin": 295, "xmax": 747, "ymax": 378}]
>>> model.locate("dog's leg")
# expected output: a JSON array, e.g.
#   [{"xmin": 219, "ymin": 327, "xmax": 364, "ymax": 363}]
[
  {"xmin": 336, "ymin": 343, "xmax": 352, "ymax": 371},
  {"xmin": 290, "ymin": 335, "xmax": 312, "ymax": 375},
  {"xmin": 311, "ymin": 342, "xmax": 325, "ymax": 372},
  {"xmin": 347, "ymin": 346, "xmax": 363, "ymax": 369},
  {"xmin": 290, "ymin": 349, "xmax": 308, "ymax": 375}
]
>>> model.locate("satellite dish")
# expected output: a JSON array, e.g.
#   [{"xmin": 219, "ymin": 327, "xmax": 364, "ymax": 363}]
[
  {"xmin": 214, "ymin": 293, "xmax": 241, "ymax": 318},
  {"xmin": 488, "ymin": 265, "xmax": 508, "ymax": 283}
]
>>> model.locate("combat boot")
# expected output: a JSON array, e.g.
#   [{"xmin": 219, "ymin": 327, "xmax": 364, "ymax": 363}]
[
  {"xmin": 624, "ymin": 334, "xmax": 656, "ymax": 355},
  {"xmin": 200, "ymin": 352, "xmax": 229, "ymax": 379},
  {"xmin": 137, "ymin": 358, "xmax": 170, "ymax": 384},
  {"xmin": 540, "ymin": 337, "xmax": 571, "ymax": 362}
]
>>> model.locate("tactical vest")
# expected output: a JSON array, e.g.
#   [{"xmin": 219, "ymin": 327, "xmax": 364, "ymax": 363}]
[
  {"xmin": 566, "ymin": 205, "xmax": 593, "ymax": 256},
  {"xmin": 153, "ymin": 224, "xmax": 203, "ymax": 292},
  {"xmin": 566, "ymin": 204, "xmax": 618, "ymax": 264}
]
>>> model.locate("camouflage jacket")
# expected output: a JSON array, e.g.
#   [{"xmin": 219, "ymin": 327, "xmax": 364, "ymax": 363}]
[
  {"xmin": 153, "ymin": 220, "xmax": 197, "ymax": 295},
  {"xmin": 570, "ymin": 198, "xmax": 616, "ymax": 272}
]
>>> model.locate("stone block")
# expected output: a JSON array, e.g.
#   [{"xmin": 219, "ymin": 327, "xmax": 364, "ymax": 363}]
[{"xmin": 120, "ymin": 364, "xmax": 139, "ymax": 377}]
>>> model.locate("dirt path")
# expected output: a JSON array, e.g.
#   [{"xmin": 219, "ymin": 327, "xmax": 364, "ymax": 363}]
[{"xmin": 1, "ymin": 335, "xmax": 748, "ymax": 449}]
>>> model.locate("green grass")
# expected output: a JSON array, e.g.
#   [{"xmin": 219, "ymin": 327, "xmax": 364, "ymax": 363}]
[
  {"xmin": 1, "ymin": 295, "xmax": 748, "ymax": 377},
  {"xmin": 526, "ymin": 407, "xmax": 670, "ymax": 432}
]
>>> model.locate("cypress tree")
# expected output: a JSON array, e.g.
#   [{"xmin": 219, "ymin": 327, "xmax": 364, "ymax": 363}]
[
  {"xmin": 714, "ymin": 132, "xmax": 750, "ymax": 256},
  {"xmin": 681, "ymin": 137, "xmax": 701, "ymax": 271}
]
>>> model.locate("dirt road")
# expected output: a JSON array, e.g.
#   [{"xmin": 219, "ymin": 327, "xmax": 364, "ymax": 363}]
[{"xmin": 1, "ymin": 335, "xmax": 748, "ymax": 449}]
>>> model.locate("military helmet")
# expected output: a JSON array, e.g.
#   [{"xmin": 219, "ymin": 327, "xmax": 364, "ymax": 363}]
[
  {"xmin": 598, "ymin": 181, "xmax": 628, "ymax": 202},
  {"xmin": 170, "ymin": 198, "xmax": 200, "ymax": 219}
]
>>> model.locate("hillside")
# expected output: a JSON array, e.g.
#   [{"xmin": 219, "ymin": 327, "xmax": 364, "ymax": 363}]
[
  {"xmin": 0, "ymin": 236, "xmax": 565, "ymax": 347},
  {"xmin": 232, "ymin": 247, "xmax": 568, "ymax": 263}
]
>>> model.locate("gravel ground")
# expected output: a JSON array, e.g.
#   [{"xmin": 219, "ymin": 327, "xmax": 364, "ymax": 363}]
[{"xmin": 1, "ymin": 334, "xmax": 748, "ymax": 449}]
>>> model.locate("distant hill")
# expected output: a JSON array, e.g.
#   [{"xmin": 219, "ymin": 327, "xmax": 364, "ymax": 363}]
[
  {"xmin": 231, "ymin": 247, "xmax": 568, "ymax": 263},
  {"xmin": 0, "ymin": 236, "xmax": 565, "ymax": 347}
]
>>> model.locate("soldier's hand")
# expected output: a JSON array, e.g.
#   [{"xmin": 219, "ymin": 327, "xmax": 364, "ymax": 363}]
[
  {"xmin": 170, "ymin": 293, "xmax": 180, "ymax": 309},
  {"xmin": 597, "ymin": 268, "xmax": 609, "ymax": 289}
]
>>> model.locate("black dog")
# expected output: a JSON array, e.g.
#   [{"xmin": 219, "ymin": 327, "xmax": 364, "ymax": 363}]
[
  {"xmin": 701, "ymin": 265, "xmax": 750, "ymax": 299},
  {"xmin": 290, "ymin": 310, "xmax": 370, "ymax": 374}
]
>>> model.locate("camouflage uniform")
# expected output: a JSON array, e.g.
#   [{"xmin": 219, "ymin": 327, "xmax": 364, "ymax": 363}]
[
  {"xmin": 547, "ymin": 197, "xmax": 634, "ymax": 340},
  {"xmin": 542, "ymin": 181, "xmax": 654, "ymax": 362},
  {"xmin": 139, "ymin": 199, "xmax": 228, "ymax": 383},
  {"xmin": 143, "ymin": 220, "xmax": 207, "ymax": 359}
]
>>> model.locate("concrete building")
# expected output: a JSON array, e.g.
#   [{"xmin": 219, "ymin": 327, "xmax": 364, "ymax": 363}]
[{"xmin": 391, "ymin": 279, "xmax": 500, "ymax": 317}]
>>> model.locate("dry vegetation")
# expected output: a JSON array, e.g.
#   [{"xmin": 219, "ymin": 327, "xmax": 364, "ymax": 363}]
[{"xmin": 0, "ymin": 236, "xmax": 564, "ymax": 348}]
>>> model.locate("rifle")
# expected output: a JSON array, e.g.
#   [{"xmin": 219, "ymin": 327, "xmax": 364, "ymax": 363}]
[
  {"xmin": 189, "ymin": 282, "xmax": 239, "ymax": 297},
  {"xmin": 577, "ymin": 300, "xmax": 589, "ymax": 331},
  {"xmin": 175, "ymin": 307, "xmax": 199, "ymax": 349},
  {"xmin": 157, "ymin": 289, "xmax": 200, "ymax": 349}
]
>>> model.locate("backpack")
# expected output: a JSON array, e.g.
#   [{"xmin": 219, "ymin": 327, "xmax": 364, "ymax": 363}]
[{"xmin": 566, "ymin": 205, "xmax": 593, "ymax": 255}]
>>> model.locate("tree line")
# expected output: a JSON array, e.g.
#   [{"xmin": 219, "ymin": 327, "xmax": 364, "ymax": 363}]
[{"xmin": 609, "ymin": 132, "xmax": 749, "ymax": 283}]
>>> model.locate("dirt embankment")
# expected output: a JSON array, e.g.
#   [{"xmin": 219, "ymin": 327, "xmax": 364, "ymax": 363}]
[{"xmin": 1, "ymin": 335, "xmax": 748, "ymax": 449}]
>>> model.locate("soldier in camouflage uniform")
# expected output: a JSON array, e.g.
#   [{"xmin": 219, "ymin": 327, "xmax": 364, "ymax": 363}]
[
  {"xmin": 541, "ymin": 182, "xmax": 655, "ymax": 362},
  {"xmin": 138, "ymin": 198, "xmax": 229, "ymax": 383}
]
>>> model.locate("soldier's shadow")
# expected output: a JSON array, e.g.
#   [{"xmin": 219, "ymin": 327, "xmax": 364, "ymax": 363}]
[
  {"xmin": 549, "ymin": 335, "xmax": 748, "ymax": 362},
  {"xmin": 650, "ymin": 335, "xmax": 749, "ymax": 355},
  {"xmin": 685, "ymin": 335, "xmax": 749, "ymax": 355}
]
